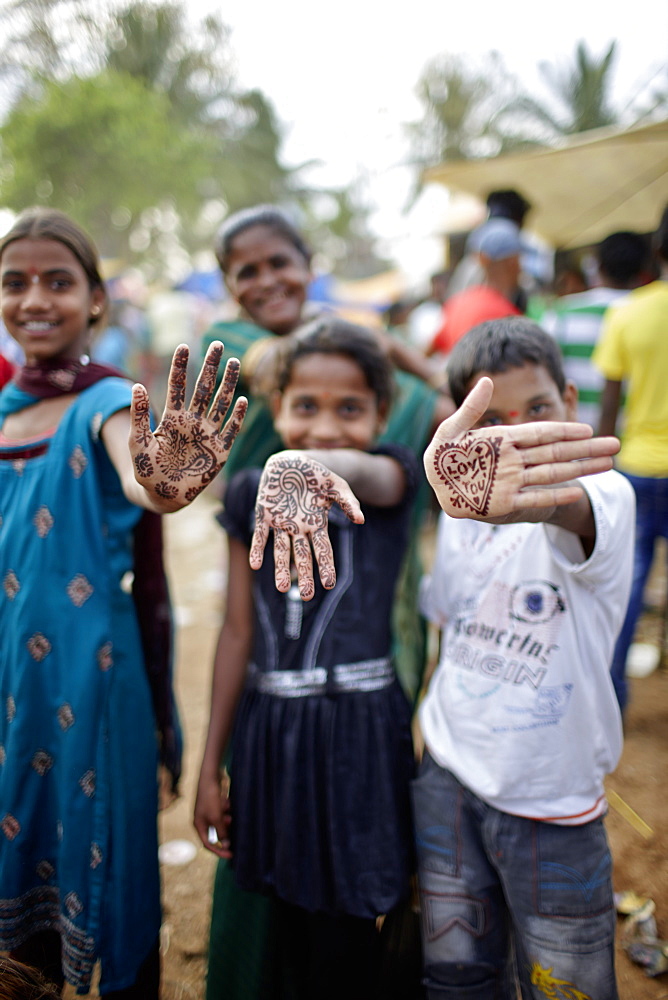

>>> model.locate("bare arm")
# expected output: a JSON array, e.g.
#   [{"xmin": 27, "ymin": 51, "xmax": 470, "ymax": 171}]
[
  {"xmin": 193, "ymin": 537, "xmax": 253, "ymax": 858},
  {"xmin": 598, "ymin": 379, "xmax": 623, "ymax": 438},
  {"xmin": 102, "ymin": 342, "xmax": 247, "ymax": 513},
  {"xmin": 302, "ymin": 448, "xmax": 406, "ymax": 507}
]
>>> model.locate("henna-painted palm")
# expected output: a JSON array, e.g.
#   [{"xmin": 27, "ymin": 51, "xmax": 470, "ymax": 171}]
[
  {"xmin": 424, "ymin": 377, "xmax": 620, "ymax": 520},
  {"xmin": 130, "ymin": 341, "xmax": 248, "ymax": 510},
  {"xmin": 250, "ymin": 452, "xmax": 364, "ymax": 601}
]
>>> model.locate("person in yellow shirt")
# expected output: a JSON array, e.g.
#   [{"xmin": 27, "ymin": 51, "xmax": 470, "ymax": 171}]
[{"xmin": 593, "ymin": 205, "xmax": 668, "ymax": 713}]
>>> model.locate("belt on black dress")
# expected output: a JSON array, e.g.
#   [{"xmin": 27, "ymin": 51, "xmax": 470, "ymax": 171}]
[{"xmin": 246, "ymin": 657, "xmax": 394, "ymax": 697}]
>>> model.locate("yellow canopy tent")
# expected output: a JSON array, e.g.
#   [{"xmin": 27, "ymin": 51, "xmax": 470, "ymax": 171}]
[{"xmin": 425, "ymin": 119, "xmax": 668, "ymax": 249}]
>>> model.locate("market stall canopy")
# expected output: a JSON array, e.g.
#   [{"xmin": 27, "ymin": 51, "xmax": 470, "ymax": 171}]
[{"xmin": 424, "ymin": 119, "xmax": 668, "ymax": 249}]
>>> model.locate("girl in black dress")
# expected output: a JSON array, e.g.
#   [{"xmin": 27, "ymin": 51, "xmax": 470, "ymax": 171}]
[{"xmin": 194, "ymin": 319, "xmax": 418, "ymax": 998}]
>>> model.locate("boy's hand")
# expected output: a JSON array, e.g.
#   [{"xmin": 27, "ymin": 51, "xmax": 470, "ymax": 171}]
[
  {"xmin": 129, "ymin": 342, "xmax": 248, "ymax": 511},
  {"xmin": 250, "ymin": 452, "xmax": 365, "ymax": 600},
  {"xmin": 424, "ymin": 377, "xmax": 620, "ymax": 520}
]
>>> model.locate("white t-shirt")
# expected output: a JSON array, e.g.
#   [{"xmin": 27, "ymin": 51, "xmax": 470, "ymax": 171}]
[{"xmin": 419, "ymin": 471, "xmax": 634, "ymax": 825}]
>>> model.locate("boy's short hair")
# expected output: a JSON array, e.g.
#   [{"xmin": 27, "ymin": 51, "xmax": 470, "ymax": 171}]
[
  {"xmin": 656, "ymin": 203, "xmax": 668, "ymax": 262},
  {"xmin": 447, "ymin": 316, "xmax": 566, "ymax": 407},
  {"xmin": 597, "ymin": 231, "xmax": 648, "ymax": 284}
]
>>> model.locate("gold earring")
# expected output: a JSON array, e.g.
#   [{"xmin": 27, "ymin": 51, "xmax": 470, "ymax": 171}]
[{"xmin": 91, "ymin": 306, "xmax": 100, "ymax": 316}]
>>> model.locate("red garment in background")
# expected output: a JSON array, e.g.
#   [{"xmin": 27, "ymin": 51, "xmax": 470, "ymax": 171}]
[
  {"xmin": 431, "ymin": 285, "xmax": 521, "ymax": 355},
  {"xmin": 0, "ymin": 354, "xmax": 14, "ymax": 389}
]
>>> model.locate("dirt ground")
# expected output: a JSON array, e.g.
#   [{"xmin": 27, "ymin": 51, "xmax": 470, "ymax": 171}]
[{"xmin": 69, "ymin": 495, "xmax": 668, "ymax": 999}]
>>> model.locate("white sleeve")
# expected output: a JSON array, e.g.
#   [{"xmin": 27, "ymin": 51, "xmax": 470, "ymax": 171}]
[{"xmin": 544, "ymin": 471, "xmax": 635, "ymax": 588}]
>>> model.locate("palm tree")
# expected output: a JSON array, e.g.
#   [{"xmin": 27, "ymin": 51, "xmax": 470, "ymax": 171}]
[{"xmin": 507, "ymin": 41, "xmax": 619, "ymax": 139}]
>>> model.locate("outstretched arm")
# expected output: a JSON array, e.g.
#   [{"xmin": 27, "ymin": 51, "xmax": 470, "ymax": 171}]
[
  {"xmin": 249, "ymin": 451, "xmax": 365, "ymax": 601},
  {"xmin": 104, "ymin": 341, "xmax": 248, "ymax": 513},
  {"xmin": 424, "ymin": 377, "xmax": 619, "ymax": 536},
  {"xmin": 194, "ymin": 537, "xmax": 253, "ymax": 858}
]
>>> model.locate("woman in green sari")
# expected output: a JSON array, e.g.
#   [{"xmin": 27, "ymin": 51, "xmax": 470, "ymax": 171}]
[{"xmin": 200, "ymin": 206, "xmax": 448, "ymax": 999}]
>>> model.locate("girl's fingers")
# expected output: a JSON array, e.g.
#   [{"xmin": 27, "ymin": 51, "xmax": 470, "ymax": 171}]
[
  {"xmin": 218, "ymin": 397, "xmax": 248, "ymax": 454},
  {"xmin": 210, "ymin": 357, "xmax": 242, "ymax": 428},
  {"xmin": 312, "ymin": 526, "xmax": 337, "ymax": 590},
  {"xmin": 272, "ymin": 529, "xmax": 292, "ymax": 593},
  {"xmin": 249, "ymin": 509, "xmax": 270, "ymax": 570},
  {"xmin": 190, "ymin": 341, "xmax": 223, "ymax": 416},
  {"xmin": 130, "ymin": 384, "xmax": 152, "ymax": 450},
  {"xmin": 165, "ymin": 344, "xmax": 189, "ymax": 412},
  {"xmin": 506, "ymin": 420, "xmax": 596, "ymax": 448},
  {"xmin": 292, "ymin": 535, "xmax": 315, "ymax": 601},
  {"xmin": 324, "ymin": 470, "xmax": 364, "ymax": 524}
]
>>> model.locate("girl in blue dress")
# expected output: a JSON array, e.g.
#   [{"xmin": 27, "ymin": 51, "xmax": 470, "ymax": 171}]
[
  {"xmin": 0, "ymin": 208, "xmax": 247, "ymax": 996},
  {"xmin": 194, "ymin": 319, "xmax": 418, "ymax": 998}
]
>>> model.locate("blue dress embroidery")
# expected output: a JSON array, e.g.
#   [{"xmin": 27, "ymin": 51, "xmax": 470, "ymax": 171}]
[{"xmin": 0, "ymin": 379, "xmax": 160, "ymax": 994}]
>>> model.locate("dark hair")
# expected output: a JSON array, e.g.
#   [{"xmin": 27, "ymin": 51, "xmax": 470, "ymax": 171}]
[
  {"xmin": 0, "ymin": 956, "xmax": 62, "ymax": 999},
  {"xmin": 275, "ymin": 317, "xmax": 395, "ymax": 410},
  {"xmin": 0, "ymin": 207, "xmax": 108, "ymax": 328},
  {"xmin": 447, "ymin": 316, "xmax": 566, "ymax": 407},
  {"xmin": 486, "ymin": 190, "xmax": 531, "ymax": 227},
  {"xmin": 597, "ymin": 231, "xmax": 649, "ymax": 285},
  {"xmin": 656, "ymin": 204, "xmax": 668, "ymax": 262},
  {"xmin": 214, "ymin": 205, "xmax": 312, "ymax": 272}
]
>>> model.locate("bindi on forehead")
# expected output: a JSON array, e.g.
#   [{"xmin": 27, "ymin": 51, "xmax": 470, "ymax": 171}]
[{"xmin": 508, "ymin": 410, "xmax": 520, "ymax": 418}]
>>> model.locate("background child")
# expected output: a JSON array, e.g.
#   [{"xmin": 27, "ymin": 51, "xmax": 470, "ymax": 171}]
[
  {"xmin": 415, "ymin": 317, "xmax": 634, "ymax": 999},
  {"xmin": 194, "ymin": 319, "xmax": 420, "ymax": 999},
  {"xmin": 593, "ymin": 205, "xmax": 668, "ymax": 714},
  {"xmin": 0, "ymin": 208, "xmax": 246, "ymax": 996}
]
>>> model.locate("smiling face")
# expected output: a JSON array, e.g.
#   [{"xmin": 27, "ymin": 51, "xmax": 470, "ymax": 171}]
[
  {"xmin": 223, "ymin": 224, "xmax": 311, "ymax": 336},
  {"xmin": 272, "ymin": 352, "xmax": 386, "ymax": 451},
  {"xmin": 1, "ymin": 238, "xmax": 105, "ymax": 366},
  {"xmin": 468, "ymin": 362, "xmax": 577, "ymax": 428}
]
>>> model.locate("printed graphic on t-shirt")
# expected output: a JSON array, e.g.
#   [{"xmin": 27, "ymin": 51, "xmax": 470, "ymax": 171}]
[{"xmin": 445, "ymin": 578, "xmax": 568, "ymax": 732}]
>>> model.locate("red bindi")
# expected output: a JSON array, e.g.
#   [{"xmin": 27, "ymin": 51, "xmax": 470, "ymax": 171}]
[{"xmin": 508, "ymin": 410, "xmax": 520, "ymax": 418}]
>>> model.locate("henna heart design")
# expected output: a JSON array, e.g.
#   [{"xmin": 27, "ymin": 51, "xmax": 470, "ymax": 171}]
[{"xmin": 433, "ymin": 436, "xmax": 502, "ymax": 515}]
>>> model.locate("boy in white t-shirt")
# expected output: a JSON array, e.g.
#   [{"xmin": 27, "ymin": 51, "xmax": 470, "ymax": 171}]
[{"xmin": 416, "ymin": 317, "xmax": 635, "ymax": 1000}]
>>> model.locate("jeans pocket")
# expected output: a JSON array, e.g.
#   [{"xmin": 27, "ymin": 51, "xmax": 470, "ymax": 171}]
[
  {"xmin": 534, "ymin": 818, "xmax": 613, "ymax": 918},
  {"xmin": 411, "ymin": 754, "xmax": 462, "ymax": 878}
]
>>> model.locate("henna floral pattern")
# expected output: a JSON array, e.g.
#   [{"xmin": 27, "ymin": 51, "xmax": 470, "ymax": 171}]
[
  {"xmin": 129, "ymin": 342, "xmax": 247, "ymax": 510},
  {"xmin": 250, "ymin": 452, "xmax": 364, "ymax": 600}
]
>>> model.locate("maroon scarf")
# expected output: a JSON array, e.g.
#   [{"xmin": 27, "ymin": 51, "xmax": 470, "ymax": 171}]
[{"xmin": 14, "ymin": 358, "xmax": 182, "ymax": 791}]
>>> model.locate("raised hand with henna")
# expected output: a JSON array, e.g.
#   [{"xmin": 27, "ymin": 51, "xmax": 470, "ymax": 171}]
[
  {"xmin": 424, "ymin": 376, "xmax": 620, "ymax": 522},
  {"xmin": 250, "ymin": 451, "xmax": 364, "ymax": 601},
  {"xmin": 129, "ymin": 341, "xmax": 248, "ymax": 512}
]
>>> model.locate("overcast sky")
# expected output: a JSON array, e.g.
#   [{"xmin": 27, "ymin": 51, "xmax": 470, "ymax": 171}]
[{"xmin": 189, "ymin": 0, "xmax": 666, "ymax": 278}]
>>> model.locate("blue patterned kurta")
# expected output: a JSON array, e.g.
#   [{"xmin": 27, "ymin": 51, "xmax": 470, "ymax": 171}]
[{"xmin": 0, "ymin": 379, "xmax": 161, "ymax": 994}]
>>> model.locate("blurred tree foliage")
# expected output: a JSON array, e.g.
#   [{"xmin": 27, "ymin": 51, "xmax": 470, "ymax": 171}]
[
  {"xmin": 408, "ymin": 41, "xmax": 668, "ymax": 195},
  {"xmin": 0, "ymin": 0, "xmax": 382, "ymax": 276}
]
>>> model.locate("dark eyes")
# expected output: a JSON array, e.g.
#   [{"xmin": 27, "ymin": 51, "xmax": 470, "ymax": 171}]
[
  {"xmin": 235, "ymin": 256, "xmax": 291, "ymax": 281},
  {"xmin": 2, "ymin": 276, "xmax": 73, "ymax": 291}
]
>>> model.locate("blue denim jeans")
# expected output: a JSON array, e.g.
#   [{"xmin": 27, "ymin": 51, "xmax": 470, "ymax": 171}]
[
  {"xmin": 412, "ymin": 754, "xmax": 618, "ymax": 999},
  {"xmin": 610, "ymin": 474, "xmax": 668, "ymax": 713}
]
